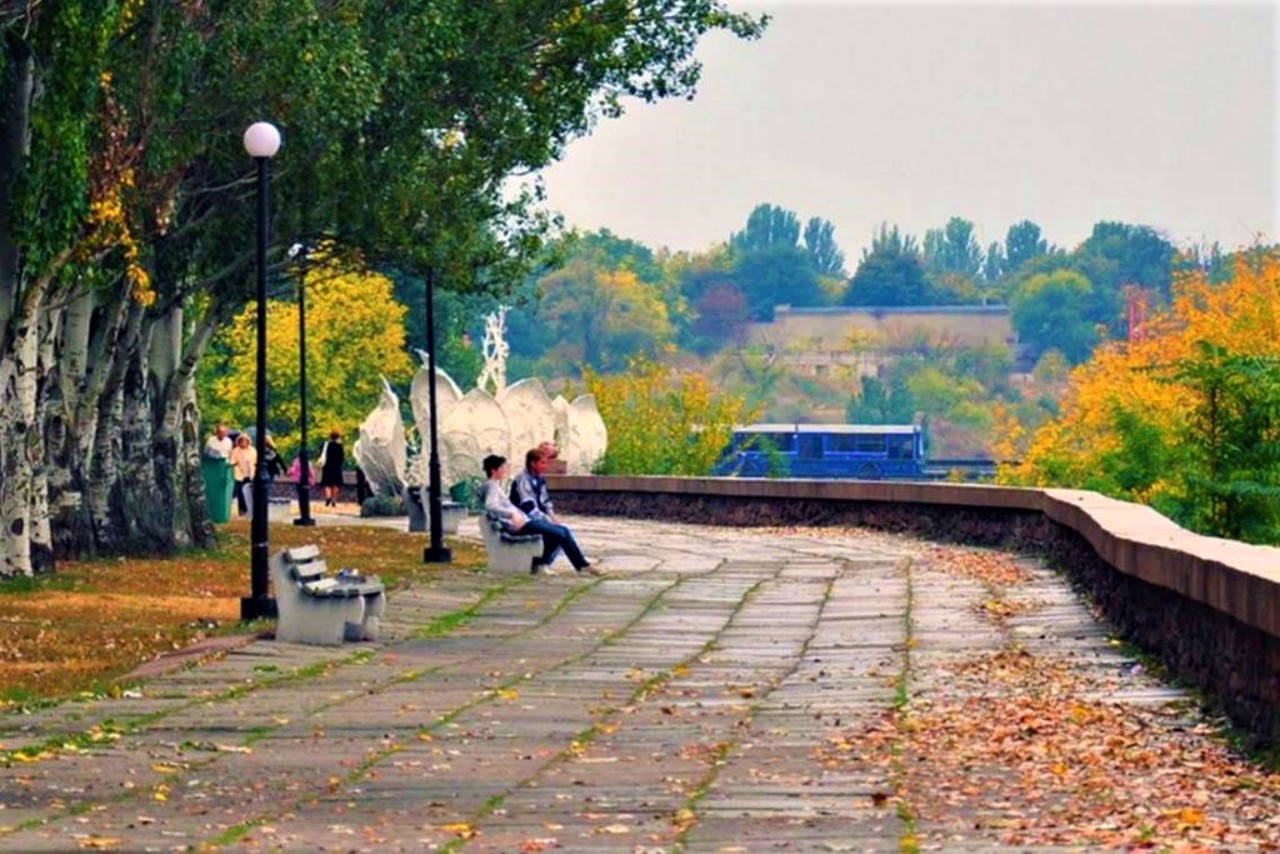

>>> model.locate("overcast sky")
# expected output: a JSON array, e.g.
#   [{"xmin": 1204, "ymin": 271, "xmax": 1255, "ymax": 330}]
[{"xmin": 537, "ymin": 0, "xmax": 1276, "ymax": 263}]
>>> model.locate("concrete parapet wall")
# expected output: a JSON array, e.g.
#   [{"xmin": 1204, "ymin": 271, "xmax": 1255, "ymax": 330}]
[{"xmin": 549, "ymin": 475, "xmax": 1280, "ymax": 745}]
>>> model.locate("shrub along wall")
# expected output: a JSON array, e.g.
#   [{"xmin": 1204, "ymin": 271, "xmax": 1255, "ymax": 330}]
[{"xmin": 549, "ymin": 475, "xmax": 1280, "ymax": 747}]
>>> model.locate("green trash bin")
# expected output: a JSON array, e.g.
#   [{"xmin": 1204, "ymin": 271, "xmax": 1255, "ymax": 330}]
[{"xmin": 201, "ymin": 457, "xmax": 234, "ymax": 524}]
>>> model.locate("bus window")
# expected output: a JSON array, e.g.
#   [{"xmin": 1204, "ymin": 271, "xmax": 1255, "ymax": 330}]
[
  {"xmin": 827, "ymin": 433, "xmax": 858, "ymax": 453},
  {"xmin": 888, "ymin": 436, "xmax": 914, "ymax": 459},
  {"xmin": 855, "ymin": 436, "xmax": 884, "ymax": 453},
  {"xmin": 798, "ymin": 434, "xmax": 823, "ymax": 459}
]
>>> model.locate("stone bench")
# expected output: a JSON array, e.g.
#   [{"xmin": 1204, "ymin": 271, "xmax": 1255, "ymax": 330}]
[
  {"xmin": 479, "ymin": 511, "xmax": 543, "ymax": 572},
  {"xmin": 269, "ymin": 545, "xmax": 386, "ymax": 645},
  {"xmin": 404, "ymin": 487, "xmax": 467, "ymax": 534}
]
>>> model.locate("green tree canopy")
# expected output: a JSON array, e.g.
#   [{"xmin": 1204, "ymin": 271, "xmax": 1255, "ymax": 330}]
[
  {"xmin": 842, "ymin": 225, "xmax": 937, "ymax": 306},
  {"xmin": 1004, "ymin": 220, "xmax": 1052, "ymax": 273},
  {"xmin": 1010, "ymin": 270, "xmax": 1099, "ymax": 364},
  {"xmin": 803, "ymin": 216, "xmax": 846, "ymax": 277},
  {"xmin": 847, "ymin": 375, "xmax": 915, "ymax": 424},
  {"xmin": 532, "ymin": 259, "xmax": 675, "ymax": 373},
  {"xmin": 733, "ymin": 245, "xmax": 825, "ymax": 320},
  {"xmin": 730, "ymin": 203, "xmax": 801, "ymax": 254},
  {"xmin": 923, "ymin": 217, "xmax": 984, "ymax": 280}
]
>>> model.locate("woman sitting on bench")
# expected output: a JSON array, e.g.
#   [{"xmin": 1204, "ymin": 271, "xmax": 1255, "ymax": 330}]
[{"xmin": 479, "ymin": 454, "xmax": 602, "ymax": 577}]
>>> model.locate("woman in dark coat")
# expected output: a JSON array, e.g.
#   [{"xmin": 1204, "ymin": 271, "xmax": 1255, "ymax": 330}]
[{"xmin": 319, "ymin": 429, "xmax": 346, "ymax": 507}]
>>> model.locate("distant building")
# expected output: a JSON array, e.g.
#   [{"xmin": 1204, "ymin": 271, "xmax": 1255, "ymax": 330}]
[{"xmin": 746, "ymin": 304, "xmax": 1027, "ymax": 377}]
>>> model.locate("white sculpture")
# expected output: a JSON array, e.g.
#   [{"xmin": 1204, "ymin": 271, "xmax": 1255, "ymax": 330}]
[
  {"xmin": 562, "ymin": 394, "xmax": 608, "ymax": 475},
  {"xmin": 403, "ymin": 365, "xmax": 608, "ymax": 483},
  {"xmin": 366, "ymin": 308, "xmax": 608, "ymax": 494},
  {"xmin": 440, "ymin": 388, "xmax": 513, "ymax": 486},
  {"xmin": 497, "ymin": 379, "xmax": 557, "ymax": 471},
  {"xmin": 475, "ymin": 308, "xmax": 509, "ymax": 395},
  {"xmin": 410, "ymin": 351, "xmax": 463, "ymax": 435},
  {"xmin": 354, "ymin": 377, "xmax": 408, "ymax": 496}
]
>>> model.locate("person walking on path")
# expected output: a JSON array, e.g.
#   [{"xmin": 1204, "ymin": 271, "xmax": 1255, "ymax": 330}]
[
  {"xmin": 229, "ymin": 433, "xmax": 257, "ymax": 517},
  {"xmin": 483, "ymin": 454, "xmax": 601, "ymax": 577},
  {"xmin": 319, "ymin": 430, "xmax": 346, "ymax": 507}
]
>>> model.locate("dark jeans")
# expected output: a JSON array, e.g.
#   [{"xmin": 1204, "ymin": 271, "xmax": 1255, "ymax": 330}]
[
  {"xmin": 235, "ymin": 479, "xmax": 252, "ymax": 516},
  {"xmin": 522, "ymin": 517, "xmax": 588, "ymax": 570}
]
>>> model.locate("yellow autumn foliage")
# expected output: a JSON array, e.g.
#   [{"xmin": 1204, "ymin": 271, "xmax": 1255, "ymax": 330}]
[
  {"xmin": 999, "ymin": 249, "xmax": 1280, "ymax": 511},
  {"xmin": 200, "ymin": 256, "xmax": 414, "ymax": 461},
  {"xmin": 585, "ymin": 360, "xmax": 758, "ymax": 475}
]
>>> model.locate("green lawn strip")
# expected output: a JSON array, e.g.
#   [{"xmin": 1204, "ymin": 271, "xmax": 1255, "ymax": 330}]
[
  {"xmin": 210, "ymin": 817, "xmax": 271, "ymax": 849},
  {"xmin": 670, "ymin": 739, "xmax": 735, "ymax": 847}
]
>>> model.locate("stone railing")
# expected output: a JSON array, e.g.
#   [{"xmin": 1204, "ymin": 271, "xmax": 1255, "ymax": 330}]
[{"xmin": 549, "ymin": 475, "xmax": 1280, "ymax": 747}]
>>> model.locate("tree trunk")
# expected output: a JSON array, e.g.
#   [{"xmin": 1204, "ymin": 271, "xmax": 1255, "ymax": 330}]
[
  {"xmin": 29, "ymin": 299, "xmax": 61, "ymax": 572},
  {"xmin": 151, "ymin": 298, "xmax": 222, "ymax": 550},
  {"xmin": 0, "ymin": 290, "xmax": 42, "ymax": 576},
  {"xmin": 50, "ymin": 285, "xmax": 97, "ymax": 558},
  {"xmin": 115, "ymin": 317, "xmax": 173, "ymax": 556},
  {"xmin": 87, "ymin": 302, "xmax": 144, "ymax": 555},
  {"xmin": 0, "ymin": 32, "xmax": 34, "ymax": 576},
  {"xmin": 150, "ymin": 303, "xmax": 188, "ymax": 547}
]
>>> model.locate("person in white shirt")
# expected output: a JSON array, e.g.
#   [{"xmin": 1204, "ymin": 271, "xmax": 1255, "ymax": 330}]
[
  {"xmin": 480, "ymin": 454, "xmax": 601, "ymax": 577},
  {"xmin": 204, "ymin": 423, "xmax": 233, "ymax": 460}
]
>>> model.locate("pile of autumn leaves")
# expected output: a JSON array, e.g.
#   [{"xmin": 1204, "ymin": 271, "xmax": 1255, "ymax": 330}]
[
  {"xmin": 996, "ymin": 250, "xmax": 1280, "ymax": 543},
  {"xmin": 819, "ymin": 544, "xmax": 1280, "ymax": 852}
]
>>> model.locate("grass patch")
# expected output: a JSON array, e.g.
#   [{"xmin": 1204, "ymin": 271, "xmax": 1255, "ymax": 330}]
[
  {"xmin": 0, "ymin": 518, "xmax": 484, "ymax": 706},
  {"xmin": 411, "ymin": 580, "xmax": 521, "ymax": 639}
]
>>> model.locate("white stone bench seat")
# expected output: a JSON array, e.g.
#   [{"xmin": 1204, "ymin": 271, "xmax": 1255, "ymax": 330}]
[
  {"xmin": 480, "ymin": 511, "xmax": 543, "ymax": 572},
  {"xmin": 270, "ymin": 545, "xmax": 386, "ymax": 645}
]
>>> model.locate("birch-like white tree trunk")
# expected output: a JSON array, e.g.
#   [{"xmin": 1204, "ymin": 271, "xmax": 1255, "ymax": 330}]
[
  {"xmin": 86, "ymin": 302, "xmax": 144, "ymax": 555},
  {"xmin": 49, "ymin": 285, "xmax": 96, "ymax": 557},
  {"xmin": 157, "ymin": 299, "xmax": 226, "ymax": 549},
  {"xmin": 0, "ymin": 290, "xmax": 42, "ymax": 576},
  {"xmin": 0, "ymin": 34, "xmax": 33, "ymax": 576},
  {"xmin": 29, "ymin": 299, "xmax": 63, "ymax": 572}
]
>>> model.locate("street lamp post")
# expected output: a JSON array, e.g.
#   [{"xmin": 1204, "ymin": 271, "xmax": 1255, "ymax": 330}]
[
  {"xmin": 423, "ymin": 267, "xmax": 451, "ymax": 563},
  {"xmin": 242, "ymin": 121, "xmax": 281, "ymax": 621},
  {"xmin": 291, "ymin": 243, "xmax": 316, "ymax": 527}
]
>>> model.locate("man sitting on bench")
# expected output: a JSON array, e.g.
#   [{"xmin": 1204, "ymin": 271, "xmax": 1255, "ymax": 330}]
[{"xmin": 480, "ymin": 454, "xmax": 602, "ymax": 577}]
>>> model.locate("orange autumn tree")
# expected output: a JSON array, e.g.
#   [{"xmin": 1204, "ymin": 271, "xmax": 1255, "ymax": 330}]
[
  {"xmin": 584, "ymin": 360, "xmax": 758, "ymax": 476},
  {"xmin": 997, "ymin": 249, "xmax": 1280, "ymax": 542}
]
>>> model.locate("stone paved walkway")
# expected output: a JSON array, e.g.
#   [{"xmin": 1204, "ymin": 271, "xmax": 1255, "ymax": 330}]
[{"xmin": 0, "ymin": 517, "xmax": 1273, "ymax": 852}]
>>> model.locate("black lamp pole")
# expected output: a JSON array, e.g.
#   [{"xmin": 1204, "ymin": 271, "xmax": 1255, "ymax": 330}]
[
  {"xmin": 293, "ymin": 245, "xmax": 315, "ymax": 527},
  {"xmin": 423, "ymin": 266, "xmax": 451, "ymax": 563},
  {"xmin": 242, "ymin": 122, "xmax": 280, "ymax": 621}
]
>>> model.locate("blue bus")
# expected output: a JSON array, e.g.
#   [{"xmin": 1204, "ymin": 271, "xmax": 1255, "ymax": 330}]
[{"xmin": 714, "ymin": 423, "xmax": 925, "ymax": 480}]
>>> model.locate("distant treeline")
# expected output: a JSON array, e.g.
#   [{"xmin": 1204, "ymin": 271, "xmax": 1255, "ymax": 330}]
[{"xmin": 406, "ymin": 204, "xmax": 1253, "ymax": 381}]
